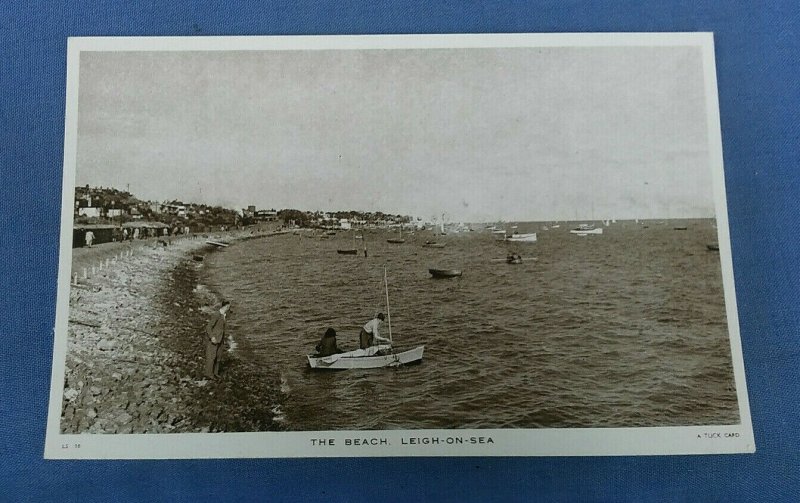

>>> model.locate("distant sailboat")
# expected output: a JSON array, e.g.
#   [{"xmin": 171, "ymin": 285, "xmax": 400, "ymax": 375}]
[
  {"xmin": 387, "ymin": 226, "xmax": 405, "ymax": 244},
  {"xmin": 337, "ymin": 232, "xmax": 359, "ymax": 255}
]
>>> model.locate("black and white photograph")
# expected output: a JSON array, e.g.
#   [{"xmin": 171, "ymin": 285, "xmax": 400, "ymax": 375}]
[{"xmin": 46, "ymin": 34, "xmax": 753, "ymax": 458}]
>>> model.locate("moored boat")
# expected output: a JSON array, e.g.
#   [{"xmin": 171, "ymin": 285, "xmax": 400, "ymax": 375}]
[
  {"xmin": 307, "ymin": 345, "xmax": 424, "ymax": 369},
  {"xmin": 505, "ymin": 232, "xmax": 537, "ymax": 242},
  {"xmin": 422, "ymin": 241, "xmax": 446, "ymax": 248},
  {"xmin": 706, "ymin": 243, "xmax": 719, "ymax": 251},
  {"xmin": 387, "ymin": 227, "xmax": 405, "ymax": 244},
  {"xmin": 338, "ymin": 231, "xmax": 361, "ymax": 255},
  {"xmin": 429, "ymin": 268, "xmax": 462, "ymax": 278},
  {"xmin": 570, "ymin": 224, "xmax": 603, "ymax": 235}
]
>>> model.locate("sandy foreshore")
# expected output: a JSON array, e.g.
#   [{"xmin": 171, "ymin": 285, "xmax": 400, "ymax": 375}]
[{"xmin": 60, "ymin": 232, "xmax": 283, "ymax": 433}]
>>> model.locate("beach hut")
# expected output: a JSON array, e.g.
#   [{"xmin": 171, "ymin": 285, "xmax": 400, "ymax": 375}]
[{"xmin": 72, "ymin": 224, "xmax": 117, "ymax": 248}]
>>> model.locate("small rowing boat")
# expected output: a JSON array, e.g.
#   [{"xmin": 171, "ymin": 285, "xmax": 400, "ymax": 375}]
[
  {"xmin": 706, "ymin": 243, "xmax": 719, "ymax": 251},
  {"xmin": 570, "ymin": 225, "xmax": 603, "ymax": 235},
  {"xmin": 307, "ymin": 344, "xmax": 425, "ymax": 369},
  {"xmin": 507, "ymin": 254, "xmax": 523, "ymax": 264},
  {"xmin": 429, "ymin": 268, "xmax": 462, "ymax": 278},
  {"xmin": 491, "ymin": 257, "xmax": 536, "ymax": 263},
  {"xmin": 422, "ymin": 241, "xmax": 446, "ymax": 248},
  {"xmin": 336, "ymin": 249, "xmax": 358, "ymax": 255},
  {"xmin": 505, "ymin": 232, "xmax": 537, "ymax": 243},
  {"xmin": 206, "ymin": 240, "xmax": 230, "ymax": 247}
]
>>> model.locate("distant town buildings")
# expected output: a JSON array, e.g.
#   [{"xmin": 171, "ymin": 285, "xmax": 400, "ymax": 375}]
[
  {"xmin": 74, "ymin": 186, "xmax": 419, "ymax": 233},
  {"xmin": 254, "ymin": 209, "xmax": 278, "ymax": 222},
  {"xmin": 74, "ymin": 185, "xmax": 238, "ymax": 231}
]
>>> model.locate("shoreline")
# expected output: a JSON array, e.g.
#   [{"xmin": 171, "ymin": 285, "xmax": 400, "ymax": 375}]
[{"xmin": 60, "ymin": 231, "xmax": 283, "ymax": 433}]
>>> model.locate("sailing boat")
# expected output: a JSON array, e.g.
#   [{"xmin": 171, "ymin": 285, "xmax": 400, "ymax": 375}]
[
  {"xmin": 387, "ymin": 225, "xmax": 405, "ymax": 244},
  {"xmin": 337, "ymin": 231, "xmax": 358, "ymax": 255},
  {"xmin": 307, "ymin": 267, "xmax": 425, "ymax": 369}
]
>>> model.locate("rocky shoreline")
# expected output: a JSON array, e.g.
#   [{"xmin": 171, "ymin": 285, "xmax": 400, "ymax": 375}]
[{"xmin": 60, "ymin": 235, "xmax": 283, "ymax": 434}]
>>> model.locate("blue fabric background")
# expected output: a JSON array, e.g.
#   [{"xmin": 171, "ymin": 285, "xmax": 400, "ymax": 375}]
[{"xmin": 1, "ymin": 1, "xmax": 798, "ymax": 501}]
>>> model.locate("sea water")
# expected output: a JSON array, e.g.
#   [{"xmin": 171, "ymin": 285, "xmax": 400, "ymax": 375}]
[{"xmin": 200, "ymin": 220, "xmax": 739, "ymax": 430}]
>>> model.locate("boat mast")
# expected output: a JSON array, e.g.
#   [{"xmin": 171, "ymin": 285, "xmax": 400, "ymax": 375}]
[{"xmin": 384, "ymin": 266, "xmax": 393, "ymax": 344}]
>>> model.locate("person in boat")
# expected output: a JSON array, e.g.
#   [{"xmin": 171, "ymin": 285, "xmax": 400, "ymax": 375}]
[
  {"xmin": 315, "ymin": 327, "xmax": 343, "ymax": 357},
  {"xmin": 359, "ymin": 313, "xmax": 390, "ymax": 349},
  {"xmin": 506, "ymin": 252, "xmax": 521, "ymax": 263}
]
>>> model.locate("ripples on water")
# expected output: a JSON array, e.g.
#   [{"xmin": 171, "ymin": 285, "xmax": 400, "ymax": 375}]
[{"xmin": 201, "ymin": 221, "xmax": 739, "ymax": 430}]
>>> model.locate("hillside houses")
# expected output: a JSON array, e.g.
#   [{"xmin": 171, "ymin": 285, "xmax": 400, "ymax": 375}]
[
  {"xmin": 73, "ymin": 186, "xmax": 238, "ymax": 230},
  {"xmin": 74, "ymin": 185, "xmax": 421, "ymax": 236}
]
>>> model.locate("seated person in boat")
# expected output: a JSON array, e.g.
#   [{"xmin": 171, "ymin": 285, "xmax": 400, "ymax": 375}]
[
  {"xmin": 359, "ymin": 313, "xmax": 391, "ymax": 349},
  {"xmin": 315, "ymin": 327, "xmax": 344, "ymax": 357}
]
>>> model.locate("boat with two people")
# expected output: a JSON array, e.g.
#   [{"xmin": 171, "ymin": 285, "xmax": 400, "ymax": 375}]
[
  {"xmin": 307, "ymin": 266, "xmax": 424, "ymax": 369},
  {"xmin": 422, "ymin": 240, "xmax": 446, "ymax": 248},
  {"xmin": 490, "ymin": 253, "xmax": 534, "ymax": 264},
  {"xmin": 308, "ymin": 344, "xmax": 425, "ymax": 369},
  {"xmin": 506, "ymin": 253, "xmax": 523, "ymax": 264}
]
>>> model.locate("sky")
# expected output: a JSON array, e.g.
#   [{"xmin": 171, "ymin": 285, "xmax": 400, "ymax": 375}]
[{"xmin": 75, "ymin": 44, "xmax": 715, "ymax": 222}]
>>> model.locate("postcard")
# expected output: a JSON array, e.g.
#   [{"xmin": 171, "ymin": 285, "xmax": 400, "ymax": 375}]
[{"xmin": 45, "ymin": 33, "xmax": 754, "ymax": 458}]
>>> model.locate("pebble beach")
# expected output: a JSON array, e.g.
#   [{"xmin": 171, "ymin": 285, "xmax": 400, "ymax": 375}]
[{"xmin": 60, "ymin": 234, "xmax": 283, "ymax": 434}]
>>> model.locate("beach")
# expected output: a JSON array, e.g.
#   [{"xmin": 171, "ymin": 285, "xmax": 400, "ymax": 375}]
[{"xmin": 60, "ymin": 233, "xmax": 284, "ymax": 433}]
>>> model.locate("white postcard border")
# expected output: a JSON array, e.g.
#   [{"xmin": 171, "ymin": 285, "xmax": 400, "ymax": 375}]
[{"xmin": 45, "ymin": 32, "xmax": 755, "ymax": 459}]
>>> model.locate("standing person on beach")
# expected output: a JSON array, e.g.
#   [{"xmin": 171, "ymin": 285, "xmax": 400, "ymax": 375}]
[
  {"xmin": 84, "ymin": 229, "xmax": 95, "ymax": 248},
  {"xmin": 204, "ymin": 300, "xmax": 231, "ymax": 378},
  {"xmin": 359, "ymin": 313, "xmax": 390, "ymax": 349}
]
